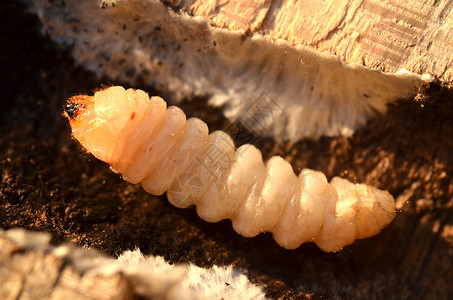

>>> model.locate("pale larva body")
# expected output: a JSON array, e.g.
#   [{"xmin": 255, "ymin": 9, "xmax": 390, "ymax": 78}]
[{"xmin": 65, "ymin": 86, "xmax": 396, "ymax": 252}]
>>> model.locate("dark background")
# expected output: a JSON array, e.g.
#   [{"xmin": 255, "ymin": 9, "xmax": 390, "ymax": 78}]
[{"xmin": 1, "ymin": 2, "xmax": 452, "ymax": 299}]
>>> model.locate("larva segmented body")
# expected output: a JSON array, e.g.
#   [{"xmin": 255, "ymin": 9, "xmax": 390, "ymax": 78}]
[{"xmin": 65, "ymin": 86, "xmax": 396, "ymax": 252}]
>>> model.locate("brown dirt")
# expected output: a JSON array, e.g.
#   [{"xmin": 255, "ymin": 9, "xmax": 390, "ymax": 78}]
[{"xmin": 1, "ymin": 2, "xmax": 452, "ymax": 299}]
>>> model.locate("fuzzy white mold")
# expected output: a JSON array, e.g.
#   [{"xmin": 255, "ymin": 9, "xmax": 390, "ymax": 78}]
[
  {"xmin": 65, "ymin": 86, "xmax": 396, "ymax": 252},
  {"xmin": 0, "ymin": 228, "xmax": 266, "ymax": 300},
  {"xmin": 31, "ymin": 0, "xmax": 434, "ymax": 141}
]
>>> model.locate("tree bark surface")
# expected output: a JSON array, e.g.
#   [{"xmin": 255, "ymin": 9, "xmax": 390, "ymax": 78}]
[
  {"xmin": 176, "ymin": 0, "xmax": 453, "ymax": 84},
  {"xmin": 0, "ymin": 230, "xmax": 133, "ymax": 300}
]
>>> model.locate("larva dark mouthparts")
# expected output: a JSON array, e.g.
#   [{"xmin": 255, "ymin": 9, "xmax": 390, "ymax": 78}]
[{"xmin": 64, "ymin": 86, "xmax": 396, "ymax": 252}]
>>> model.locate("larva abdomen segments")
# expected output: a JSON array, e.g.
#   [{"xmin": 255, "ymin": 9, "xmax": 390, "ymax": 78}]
[
  {"xmin": 231, "ymin": 156, "xmax": 297, "ymax": 238},
  {"xmin": 314, "ymin": 177, "xmax": 357, "ymax": 252},
  {"xmin": 110, "ymin": 95, "xmax": 166, "ymax": 173},
  {"xmin": 273, "ymin": 170, "xmax": 334, "ymax": 249},
  {"xmin": 297, "ymin": 171, "xmax": 335, "ymax": 242},
  {"xmin": 355, "ymin": 184, "xmax": 395, "ymax": 239},
  {"xmin": 166, "ymin": 131, "xmax": 234, "ymax": 209},
  {"xmin": 197, "ymin": 145, "xmax": 264, "ymax": 224},
  {"xmin": 122, "ymin": 106, "xmax": 186, "ymax": 184},
  {"xmin": 249, "ymin": 157, "xmax": 297, "ymax": 234},
  {"xmin": 65, "ymin": 86, "xmax": 396, "ymax": 252},
  {"xmin": 194, "ymin": 132, "xmax": 237, "ymax": 223},
  {"xmin": 141, "ymin": 118, "xmax": 209, "ymax": 196}
]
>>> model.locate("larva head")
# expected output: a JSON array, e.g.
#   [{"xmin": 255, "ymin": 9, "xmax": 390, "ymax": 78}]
[
  {"xmin": 65, "ymin": 86, "xmax": 143, "ymax": 162},
  {"xmin": 64, "ymin": 95, "xmax": 91, "ymax": 121}
]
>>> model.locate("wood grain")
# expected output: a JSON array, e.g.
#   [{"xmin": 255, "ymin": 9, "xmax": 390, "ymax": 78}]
[
  {"xmin": 176, "ymin": 0, "xmax": 453, "ymax": 84},
  {"xmin": 0, "ymin": 230, "xmax": 133, "ymax": 300}
]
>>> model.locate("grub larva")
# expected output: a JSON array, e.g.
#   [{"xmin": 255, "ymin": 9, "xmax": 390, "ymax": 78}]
[{"xmin": 64, "ymin": 86, "xmax": 396, "ymax": 252}]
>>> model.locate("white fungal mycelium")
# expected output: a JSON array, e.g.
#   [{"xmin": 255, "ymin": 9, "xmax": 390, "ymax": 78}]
[
  {"xmin": 1, "ymin": 228, "xmax": 267, "ymax": 299},
  {"xmin": 32, "ymin": 0, "xmax": 437, "ymax": 141},
  {"xmin": 65, "ymin": 86, "xmax": 396, "ymax": 252}
]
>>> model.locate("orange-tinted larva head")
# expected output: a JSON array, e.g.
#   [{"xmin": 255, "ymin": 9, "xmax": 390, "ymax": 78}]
[
  {"xmin": 64, "ymin": 95, "xmax": 93, "ymax": 122},
  {"xmin": 65, "ymin": 86, "xmax": 140, "ymax": 162}
]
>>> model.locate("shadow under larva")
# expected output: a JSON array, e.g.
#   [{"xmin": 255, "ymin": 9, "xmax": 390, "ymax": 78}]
[{"xmin": 64, "ymin": 86, "xmax": 396, "ymax": 253}]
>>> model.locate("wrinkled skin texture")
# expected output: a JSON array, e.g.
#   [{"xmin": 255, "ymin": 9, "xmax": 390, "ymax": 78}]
[{"xmin": 65, "ymin": 86, "xmax": 396, "ymax": 252}]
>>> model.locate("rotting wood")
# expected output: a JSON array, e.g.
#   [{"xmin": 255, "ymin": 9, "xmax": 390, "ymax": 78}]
[
  {"xmin": 0, "ymin": 228, "xmax": 267, "ymax": 300},
  {"xmin": 175, "ymin": 0, "xmax": 453, "ymax": 84},
  {"xmin": 30, "ymin": 0, "xmax": 445, "ymax": 142},
  {"xmin": 0, "ymin": 229, "xmax": 134, "ymax": 300}
]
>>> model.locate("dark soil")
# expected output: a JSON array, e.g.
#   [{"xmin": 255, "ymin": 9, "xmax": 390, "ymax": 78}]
[{"xmin": 1, "ymin": 2, "xmax": 452, "ymax": 299}]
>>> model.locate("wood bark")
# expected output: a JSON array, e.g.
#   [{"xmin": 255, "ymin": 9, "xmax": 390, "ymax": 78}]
[
  {"xmin": 175, "ymin": 0, "xmax": 453, "ymax": 85},
  {"xmin": 0, "ymin": 230, "xmax": 134, "ymax": 300},
  {"xmin": 30, "ymin": 0, "xmax": 439, "ymax": 141}
]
